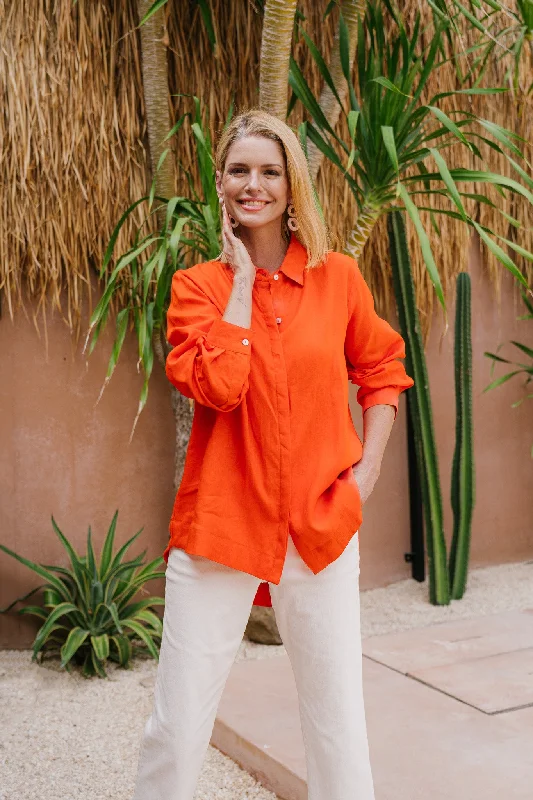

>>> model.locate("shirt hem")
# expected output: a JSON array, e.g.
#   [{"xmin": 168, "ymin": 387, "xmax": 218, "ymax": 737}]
[{"xmin": 165, "ymin": 520, "xmax": 285, "ymax": 584}]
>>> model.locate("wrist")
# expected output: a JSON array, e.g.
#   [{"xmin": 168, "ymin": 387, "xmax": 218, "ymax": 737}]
[
  {"xmin": 233, "ymin": 271, "xmax": 254, "ymax": 285},
  {"xmin": 356, "ymin": 453, "xmax": 382, "ymax": 477}
]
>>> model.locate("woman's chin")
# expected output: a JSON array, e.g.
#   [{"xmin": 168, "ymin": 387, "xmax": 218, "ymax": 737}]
[{"xmin": 235, "ymin": 216, "xmax": 282, "ymax": 231}]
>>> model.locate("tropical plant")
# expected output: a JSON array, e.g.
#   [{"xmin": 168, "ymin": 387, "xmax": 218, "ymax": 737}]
[
  {"xmin": 84, "ymin": 99, "xmax": 224, "ymax": 438},
  {"xmin": 290, "ymin": 1, "xmax": 533, "ymax": 311},
  {"xmin": 484, "ymin": 289, "xmax": 533, "ymax": 454},
  {"xmin": 437, "ymin": 0, "xmax": 533, "ymax": 93},
  {"xmin": 388, "ymin": 210, "xmax": 449, "ymax": 604},
  {"xmin": 0, "ymin": 511, "xmax": 165, "ymax": 678},
  {"xmin": 449, "ymin": 272, "xmax": 475, "ymax": 599}
]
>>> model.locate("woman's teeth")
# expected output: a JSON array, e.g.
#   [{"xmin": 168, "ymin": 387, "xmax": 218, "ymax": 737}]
[{"xmin": 238, "ymin": 201, "xmax": 268, "ymax": 210}]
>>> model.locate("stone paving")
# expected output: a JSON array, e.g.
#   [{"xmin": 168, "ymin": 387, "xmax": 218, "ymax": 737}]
[{"xmin": 212, "ymin": 609, "xmax": 533, "ymax": 800}]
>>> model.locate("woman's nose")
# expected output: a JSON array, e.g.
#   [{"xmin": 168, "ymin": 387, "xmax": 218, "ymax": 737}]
[{"xmin": 245, "ymin": 170, "xmax": 261, "ymax": 189}]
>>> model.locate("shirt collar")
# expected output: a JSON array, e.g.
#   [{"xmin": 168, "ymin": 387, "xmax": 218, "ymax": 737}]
[{"xmin": 278, "ymin": 232, "xmax": 307, "ymax": 285}]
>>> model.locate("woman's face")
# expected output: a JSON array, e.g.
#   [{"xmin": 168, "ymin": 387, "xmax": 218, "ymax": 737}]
[{"xmin": 216, "ymin": 136, "xmax": 291, "ymax": 232}]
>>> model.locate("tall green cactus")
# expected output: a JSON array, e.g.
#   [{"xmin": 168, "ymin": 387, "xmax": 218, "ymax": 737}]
[
  {"xmin": 387, "ymin": 211, "xmax": 450, "ymax": 605},
  {"xmin": 449, "ymin": 273, "xmax": 475, "ymax": 599}
]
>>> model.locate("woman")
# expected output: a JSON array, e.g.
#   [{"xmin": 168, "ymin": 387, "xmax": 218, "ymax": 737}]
[{"xmin": 132, "ymin": 108, "xmax": 413, "ymax": 800}]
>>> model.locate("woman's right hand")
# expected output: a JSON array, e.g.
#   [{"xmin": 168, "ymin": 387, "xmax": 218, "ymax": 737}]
[{"xmin": 220, "ymin": 201, "xmax": 256, "ymax": 281}]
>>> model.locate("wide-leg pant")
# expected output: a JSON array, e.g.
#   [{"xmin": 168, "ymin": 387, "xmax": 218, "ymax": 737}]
[{"xmin": 131, "ymin": 533, "xmax": 375, "ymax": 800}]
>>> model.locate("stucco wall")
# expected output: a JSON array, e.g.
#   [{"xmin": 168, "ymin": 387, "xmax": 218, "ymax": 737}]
[{"xmin": 1, "ymin": 243, "xmax": 532, "ymax": 647}]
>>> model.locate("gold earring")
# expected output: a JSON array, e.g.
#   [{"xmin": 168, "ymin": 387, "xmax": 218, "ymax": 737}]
[{"xmin": 287, "ymin": 203, "xmax": 299, "ymax": 231}]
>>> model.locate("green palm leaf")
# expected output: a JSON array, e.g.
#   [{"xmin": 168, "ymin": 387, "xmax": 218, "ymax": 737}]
[
  {"xmin": 32, "ymin": 603, "xmax": 80, "ymax": 657},
  {"xmin": 0, "ymin": 544, "xmax": 70, "ymax": 604},
  {"xmin": 91, "ymin": 634, "xmax": 110, "ymax": 662},
  {"xmin": 60, "ymin": 627, "xmax": 90, "ymax": 667},
  {"xmin": 110, "ymin": 635, "xmax": 132, "ymax": 667},
  {"xmin": 122, "ymin": 620, "xmax": 160, "ymax": 661}
]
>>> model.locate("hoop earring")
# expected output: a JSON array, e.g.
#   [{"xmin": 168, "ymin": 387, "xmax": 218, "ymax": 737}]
[{"xmin": 287, "ymin": 203, "xmax": 299, "ymax": 231}]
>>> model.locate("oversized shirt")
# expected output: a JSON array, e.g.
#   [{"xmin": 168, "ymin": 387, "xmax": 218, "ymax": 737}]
[{"xmin": 163, "ymin": 232, "xmax": 414, "ymax": 607}]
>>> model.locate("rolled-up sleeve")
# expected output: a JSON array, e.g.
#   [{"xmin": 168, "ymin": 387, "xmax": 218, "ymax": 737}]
[
  {"xmin": 165, "ymin": 270, "xmax": 253, "ymax": 412},
  {"xmin": 344, "ymin": 260, "xmax": 414, "ymax": 417}
]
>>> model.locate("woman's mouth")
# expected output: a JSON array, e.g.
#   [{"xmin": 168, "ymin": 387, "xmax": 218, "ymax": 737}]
[{"xmin": 237, "ymin": 200, "xmax": 270, "ymax": 212}]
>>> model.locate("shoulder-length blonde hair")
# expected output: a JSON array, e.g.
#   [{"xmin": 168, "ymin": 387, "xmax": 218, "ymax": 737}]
[{"xmin": 215, "ymin": 108, "xmax": 331, "ymax": 270}]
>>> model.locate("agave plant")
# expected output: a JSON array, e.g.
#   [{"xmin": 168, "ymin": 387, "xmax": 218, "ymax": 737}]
[
  {"xmin": 84, "ymin": 97, "xmax": 225, "ymax": 435},
  {"xmin": 0, "ymin": 512, "xmax": 165, "ymax": 678},
  {"xmin": 290, "ymin": 1, "xmax": 533, "ymax": 309}
]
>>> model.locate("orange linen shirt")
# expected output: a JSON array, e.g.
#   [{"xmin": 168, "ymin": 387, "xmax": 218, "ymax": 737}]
[{"xmin": 163, "ymin": 232, "xmax": 414, "ymax": 607}]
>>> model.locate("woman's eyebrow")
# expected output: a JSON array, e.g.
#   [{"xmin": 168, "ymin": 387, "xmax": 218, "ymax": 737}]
[{"xmin": 227, "ymin": 162, "xmax": 284, "ymax": 168}]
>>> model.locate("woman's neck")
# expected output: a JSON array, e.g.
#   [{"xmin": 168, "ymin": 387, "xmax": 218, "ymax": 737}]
[{"xmin": 237, "ymin": 224, "xmax": 290, "ymax": 274}]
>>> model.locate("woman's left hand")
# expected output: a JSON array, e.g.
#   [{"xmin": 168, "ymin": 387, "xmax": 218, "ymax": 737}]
[{"xmin": 351, "ymin": 459, "xmax": 380, "ymax": 506}]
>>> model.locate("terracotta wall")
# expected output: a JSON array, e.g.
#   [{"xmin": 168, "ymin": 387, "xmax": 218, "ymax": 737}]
[
  {"xmin": 0, "ymin": 286, "xmax": 176, "ymax": 648},
  {"xmin": 1, "ymin": 244, "xmax": 532, "ymax": 646}
]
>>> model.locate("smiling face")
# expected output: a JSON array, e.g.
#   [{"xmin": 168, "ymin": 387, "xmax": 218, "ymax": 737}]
[{"xmin": 216, "ymin": 135, "xmax": 291, "ymax": 233}]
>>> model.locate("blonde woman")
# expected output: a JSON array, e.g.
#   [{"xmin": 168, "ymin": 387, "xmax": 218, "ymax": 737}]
[{"xmin": 132, "ymin": 108, "xmax": 413, "ymax": 800}]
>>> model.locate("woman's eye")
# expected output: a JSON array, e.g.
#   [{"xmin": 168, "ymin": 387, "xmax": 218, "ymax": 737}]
[{"xmin": 229, "ymin": 168, "xmax": 280, "ymax": 176}]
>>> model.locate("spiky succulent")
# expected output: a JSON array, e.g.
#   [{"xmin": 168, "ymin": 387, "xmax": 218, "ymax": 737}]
[{"xmin": 0, "ymin": 511, "xmax": 165, "ymax": 678}]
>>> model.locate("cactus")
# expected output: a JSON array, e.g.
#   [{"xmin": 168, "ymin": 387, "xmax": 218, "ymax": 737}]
[
  {"xmin": 449, "ymin": 272, "xmax": 475, "ymax": 599},
  {"xmin": 387, "ymin": 211, "xmax": 450, "ymax": 605}
]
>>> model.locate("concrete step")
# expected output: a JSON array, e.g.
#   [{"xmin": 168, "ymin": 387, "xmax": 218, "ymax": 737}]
[{"xmin": 212, "ymin": 611, "xmax": 533, "ymax": 799}]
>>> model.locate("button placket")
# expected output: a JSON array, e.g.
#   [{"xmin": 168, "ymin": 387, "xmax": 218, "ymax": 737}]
[{"xmin": 256, "ymin": 281, "xmax": 292, "ymax": 570}]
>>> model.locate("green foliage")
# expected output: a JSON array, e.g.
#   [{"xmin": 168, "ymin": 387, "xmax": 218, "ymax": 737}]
[
  {"xmin": 388, "ymin": 210, "xmax": 450, "ymax": 605},
  {"xmin": 449, "ymin": 273, "xmax": 475, "ymax": 599},
  {"xmin": 0, "ymin": 512, "xmax": 165, "ymax": 678},
  {"xmin": 484, "ymin": 290, "xmax": 533, "ymax": 454},
  {"xmin": 388, "ymin": 222, "xmax": 478, "ymax": 603},
  {"xmin": 138, "ymin": 0, "xmax": 218, "ymax": 52},
  {"xmin": 438, "ymin": 0, "xmax": 533, "ymax": 93},
  {"xmin": 84, "ymin": 97, "xmax": 225, "ymax": 434},
  {"xmin": 290, "ymin": 1, "xmax": 533, "ymax": 308}
]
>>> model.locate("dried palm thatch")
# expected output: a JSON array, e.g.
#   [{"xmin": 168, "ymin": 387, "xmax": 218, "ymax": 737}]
[
  {"xmin": 2, "ymin": 0, "xmax": 531, "ymax": 339},
  {"xmin": 0, "ymin": 0, "xmax": 151, "ymax": 337},
  {"xmin": 400, "ymin": 0, "xmax": 533, "ymax": 336}
]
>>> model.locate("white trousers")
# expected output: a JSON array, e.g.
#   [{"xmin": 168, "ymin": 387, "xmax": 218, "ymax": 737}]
[{"xmin": 132, "ymin": 533, "xmax": 375, "ymax": 800}]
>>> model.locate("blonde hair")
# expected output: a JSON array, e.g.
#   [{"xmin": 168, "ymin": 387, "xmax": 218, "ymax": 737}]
[{"xmin": 215, "ymin": 108, "xmax": 331, "ymax": 270}]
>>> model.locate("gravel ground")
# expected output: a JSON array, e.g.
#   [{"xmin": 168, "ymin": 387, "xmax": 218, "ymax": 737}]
[{"xmin": 1, "ymin": 559, "xmax": 532, "ymax": 800}]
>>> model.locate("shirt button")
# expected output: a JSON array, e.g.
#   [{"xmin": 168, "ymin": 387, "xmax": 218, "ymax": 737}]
[
  {"xmin": 242, "ymin": 338, "xmax": 249, "ymax": 345},
  {"xmin": 273, "ymin": 274, "xmax": 279, "ymax": 280},
  {"xmin": 276, "ymin": 317, "xmax": 282, "ymax": 324}
]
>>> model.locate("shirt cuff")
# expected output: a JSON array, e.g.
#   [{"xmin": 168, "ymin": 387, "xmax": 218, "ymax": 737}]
[
  {"xmin": 206, "ymin": 318, "xmax": 253, "ymax": 354},
  {"xmin": 360, "ymin": 388, "xmax": 400, "ymax": 419}
]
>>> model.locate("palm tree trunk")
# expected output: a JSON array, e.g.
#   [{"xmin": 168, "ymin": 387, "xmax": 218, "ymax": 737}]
[
  {"xmin": 137, "ymin": 0, "xmax": 174, "ymax": 231},
  {"xmin": 307, "ymin": 0, "xmax": 365, "ymax": 182},
  {"xmin": 136, "ymin": 1, "xmax": 194, "ymax": 491},
  {"xmin": 343, "ymin": 202, "xmax": 382, "ymax": 259},
  {"xmin": 171, "ymin": 386, "xmax": 195, "ymax": 491},
  {"xmin": 259, "ymin": 0, "xmax": 299, "ymax": 118}
]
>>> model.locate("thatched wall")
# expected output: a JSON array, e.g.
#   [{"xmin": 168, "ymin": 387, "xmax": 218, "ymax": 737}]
[
  {"xmin": 0, "ymin": 0, "xmax": 149, "ymax": 335},
  {"xmin": 1, "ymin": 0, "xmax": 531, "ymax": 338}
]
